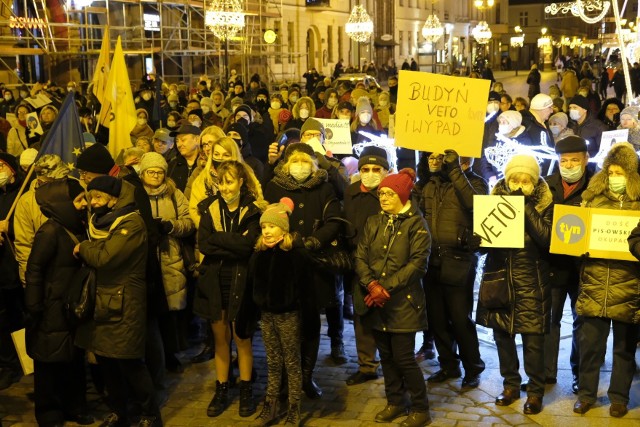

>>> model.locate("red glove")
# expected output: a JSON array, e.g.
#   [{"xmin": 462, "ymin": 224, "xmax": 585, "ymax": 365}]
[{"xmin": 365, "ymin": 280, "xmax": 390, "ymax": 307}]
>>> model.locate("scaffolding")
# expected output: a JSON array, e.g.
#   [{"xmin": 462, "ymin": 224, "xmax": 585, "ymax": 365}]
[{"xmin": 0, "ymin": 0, "xmax": 305, "ymax": 88}]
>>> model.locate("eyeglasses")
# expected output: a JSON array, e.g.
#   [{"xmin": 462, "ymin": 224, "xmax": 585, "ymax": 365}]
[
  {"xmin": 377, "ymin": 190, "xmax": 397, "ymax": 199},
  {"xmin": 145, "ymin": 170, "xmax": 165, "ymax": 177},
  {"xmin": 428, "ymin": 156, "xmax": 444, "ymax": 163},
  {"xmin": 302, "ymin": 131, "xmax": 322, "ymax": 139}
]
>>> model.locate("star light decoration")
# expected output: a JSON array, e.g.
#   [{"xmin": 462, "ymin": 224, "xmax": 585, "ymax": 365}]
[
  {"xmin": 204, "ymin": 0, "xmax": 245, "ymax": 41},
  {"xmin": 422, "ymin": 14, "xmax": 444, "ymax": 43},
  {"xmin": 345, "ymin": 5, "xmax": 374, "ymax": 43},
  {"xmin": 472, "ymin": 21, "xmax": 492, "ymax": 45}
]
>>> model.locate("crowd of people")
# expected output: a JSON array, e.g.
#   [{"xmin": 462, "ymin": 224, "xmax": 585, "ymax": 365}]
[{"xmin": 0, "ymin": 59, "xmax": 638, "ymax": 427}]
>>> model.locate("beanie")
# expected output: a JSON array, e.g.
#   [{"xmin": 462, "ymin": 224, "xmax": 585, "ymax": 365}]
[
  {"xmin": 358, "ymin": 146, "xmax": 390, "ymax": 170},
  {"xmin": 378, "ymin": 168, "xmax": 416, "ymax": 205},
  {"xmin": 227, "ymin": 122, "xmax": 249, "ymax": 146},
  {"xmin": 34, "ymin": 154, "xmax": 70, "ymax": 179},
  {"xmin": 19, "ymin": 148, "xmax": 38, "ymax": 167},
  {"xmin": 351, "ymin": 88, "xmax": 368, "ymax": 102},
  {"xmin": 76, "ymin": 143, "xmax": 115, "ymax": 174},
  {"xmin": 355, "ymin": 96, "xmax": 372, "ymax": 116},
  {"xmin": 200, "ymin": 97, "xmax": 213, "ymax": 107},
  {"xmin": 0, "ymin": 152, "xmax": 19, "ymax": 175},
  {"xmin": 488, "ymin": 91, "xmax": 501, "ymax": 102},
  {"xmin": 260, "ymin": 197, "xmax": 294, "ymax": 232},
  {"xmin": 569, "ymin": 95, "xmax": 589, "ymax": 111},
  {"xmin": 235, "ymin": 104, "xmax": 253, "ymax": 119},
  {"xmin": 620, "ymin": 106, "xmax": 640, "ymax": 121},
  {"xmin": 300, "ymin": 118, "xmax": 324, "ymax": 136},
  {"xmin": 83, "ymin": 132, "xmax": 97, "ymax": 144},
  {"xmin": 139, "ymin": 152, "xmax": 168, "ymax": 173},
  {"xmin": 337, "ymin": 101, "xmax": 354, "ymax": 112},
  {"xmin": 230, "ymin": 96, "xmax": 244, "ymax": 109},
  {"xmin": 87, "ymin": 175, "xmax": 122, "ymax": 198},
  {"xmin": 499, "ymin": 110, "xmax": 522, "ymax": 130},
  {"xmin": 285, "ymin": 142, "xmax": 316, "ymax": 160},
  {"xmin": 135, "ymin": 108, "xmax": 148, "ymax": 119},
  {"xmin": 257, "ymin": 88, "xmax": 269, "ymax": 98},
  {"xmin": 530, "ymin": 93, "xmax": 553, "ymax": 110},
  {"xmin": 188, "ymin": 108, "xmax": 203, "ymax": 120},
  {"xmin": 555, "ymin": 135, "xmax": 588, "ymax": 154},
  {"xmin": 504, "ymin": 154, "xmax": 540, "ymax": 183},
  {"xmin": 549, "ymin": 112, "xmax": 569, "ymax": 128}
]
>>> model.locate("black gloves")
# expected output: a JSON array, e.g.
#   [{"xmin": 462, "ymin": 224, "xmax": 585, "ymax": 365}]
[
  {"xmin": 315, "ymin": 153, "xmax": 331, "ymax": 170},
  {"xmin": 303, "ymin": 236, "xmax": 322, "ymax": 251},
  {"xmin": 441, "ymin": 149, "xmax": 460, "ymax": 174},
  {"xmin": 510, "ymin": 188, "xmax": 525, "ymax": 196},
  {"xmin": 155, "ymin": 218, "xmax": 174, "ymax": 235},
  {"xmin": 459, "ymin": 229, "xmax": 482, "ymax": 251}
]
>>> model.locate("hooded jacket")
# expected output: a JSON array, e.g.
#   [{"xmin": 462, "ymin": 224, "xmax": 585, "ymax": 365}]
[
  {"xmin": 476, "ymin": 177, "xmax": 553, "ymax": 335},
  {"xmin": 577, "ymin": 143, "xmax": 640, "ymax": 324},
  {"xmin": 284, "ymin": 96, "xmax": 317, "ymax": 131},
  {"xmin": 315, "ymin": 89, "xmax": 338, "ymax": 119}
]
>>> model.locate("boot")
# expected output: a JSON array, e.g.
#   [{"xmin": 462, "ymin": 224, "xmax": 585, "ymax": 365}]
[
  {"xmin": 250, "ymin": 399, "xmax": 278, "ymax": 426},
  {"xmin": 239, "ymin": 380, "xmax": 256, "ymax": 417},
  {"xmin": 191, "ymin": 328, "xmax": 215, "ymax": 364},
  {"xmin": 206, "ymin": 381, "xmax": 229, "ymax": 417},
  {"xmin": 301, "ymin": 336, "xmax": 322, "ymax": 399},
  {"xmin": 283, "ymin": 401, "xmax": 301, "ymax": 426},
  {"xmin": 415, "ymin": 331, "xmax": 435, "ymax": 361}
]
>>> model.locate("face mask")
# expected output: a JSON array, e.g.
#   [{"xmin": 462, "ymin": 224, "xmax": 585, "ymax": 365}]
[
  {"xmin": 4, "ymin": 94, "xmax": 12, "ymax": 101},
  {"xmin": 498, "ymin": 124, "xmax": 512, "ymax": 135},
  {"xmin": 508, "ymin": 181, "xmax": 534, "ymax": 195},
  {"xmin": 0, "ymin": 171, "xmax": 9, "ymax": 187},
  {"xmin": 169, "ymin": 102, "xmax": 178, "ymax": 108},
  {"xmin": 379, "ymin": 100, "xmax": 388, "ymax": 107},
  {"xmin": 327, "ymin": 98, "xmax": 338, "ymax": 108},
  {"xmin": 92, "ymin": 205, "xmax": 110, "ymax": 217},
  {"xmin": 289, "ymin": 163, "xmax": 312, "ymax": 182},
  {"xmin": 609, "ymin": 175, "xmax": 627, "ymax": 194},
  {"xmin": 549, "ymin": 125, "xmax": 561, "ymax": 135},
  {"xmin": 201, "ymin": 106, "xmax": 210, "ymax": 114},
  {"xmin": 569, "ymin": 110, "xmax": 582, "ymax": 121},
  {"xmin": 232, "ymin": 137, "xmax": 243, "ymax": 147},
  {"xmin": 560, "ymin": 165, "xmax": 584, "ymax": 183},
  {"xmin": 137, "ymin": 118, "xmax": 147, "ymax": 126},
  {"xmin": 256, "ymin": 100, "xmax": 267, "ymax": 109},
  {"xmin": 299, "ymin": 108, "xmax": 309, "ymax": 119},
  {"xmin": 142, "ymin": 93, "xmax": 152, "ymax": 101},
  {"xmin": 271, "ymin": 101, "xmax": 281, "ymax": 109},
  {"xmin": 20, "ymin": 91, "xmax": 28, "ymax": 98},
  {"xmin": 338, "ymin": 114, "xmax": 351, "ymax": 121},
  {"xmin": 359, "ymin": 112, "xmax": 372, "ymax": 124},
  {"xmin": 211, "ymin": 159, "xmax": 222, "ymax": 169},
  {"xmin": 167, "ymin": 120, "xmax": 176, "ymax": 128},
  {"xmin": 361, "ymin": 172, "xmax": 383, "ymax": 189},
  {"xmin": 289, "ymin": 95, "xmax": 299, "ymax": 103},
  {"xmin": 578, "ymin": 90, "xmax": 589, "ymax": 97},
  {"xmin": 190, "ymin": 120, "xmax": 201, "ymax": 128},
  {"xmin": 222, "ymin": 191, "xmax": 241, "ymax": 205},
  {"xmin": 262, "ymin": 235, "xmax": 283, "ymax": 248},
  {"xmin": 487, "ymin": 103, "xmax": 499, "ymax": 114}
]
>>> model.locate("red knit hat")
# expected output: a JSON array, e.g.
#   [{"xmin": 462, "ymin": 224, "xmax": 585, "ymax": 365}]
[{"xmin": 378, "ymin": 168, "xmax": 416, "ymax": 204}]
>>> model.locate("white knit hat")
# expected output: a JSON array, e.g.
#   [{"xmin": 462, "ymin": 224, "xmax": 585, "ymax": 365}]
[
  {"xmin": 19, "ymin": 148, "xmax": 38, "ymax": 167},
  {"xmin": 504, "ymin": 154, "xmax": 540, "ymax": 183},
  {"xmin": 530, "ymin": 93, "xmax": 553, "ymax": 110},
  {"xmin": 139, "ymin": 152, "xmax": 168, "ymax": 173},
  {"xmin": 499, "ymin": 110, "xmax": 522, "ymax": 130}
]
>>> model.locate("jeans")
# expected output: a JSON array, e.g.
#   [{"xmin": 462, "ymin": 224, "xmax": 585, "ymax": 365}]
[
  {"xmin": 578, "ymin": 316, "xmax": 639, "ymax": 405},
  {"xmin": 493, "ymin": 329, "xmax": 545, "ymax": 397},
  {"xmin": 373, "ymin": 330, "xmax": 429, "ymax": 412},
  {"xmin": 544, "ymin": 285, "xmax": 580, "ymax": 379}
]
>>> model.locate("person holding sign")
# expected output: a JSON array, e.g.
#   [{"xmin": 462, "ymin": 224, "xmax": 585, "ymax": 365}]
[
  {"xmin": 476, "ymin": 154, "xmax": 553, "ymax": 415},
  {"xmin": 573, "ymin": 142, "xmax": 640, "ymax": 418}
]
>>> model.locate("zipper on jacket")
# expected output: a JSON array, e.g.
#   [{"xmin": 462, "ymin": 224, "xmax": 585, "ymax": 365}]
[{"xmin": 508, "ymin": 255, "xmax": 515, "ymax": 334}]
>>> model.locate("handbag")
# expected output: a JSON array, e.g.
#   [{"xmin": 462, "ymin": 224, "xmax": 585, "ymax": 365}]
[
  {"xmin": 307, "ymin": 198, "xmax": 356, "ymax": 275},
  {"xmin": 62, "ymin": 228, "xmax": 96, "ymax": 322},
  {"xmin": 479, "ymin": 268, "xmax": 512, "ymax": 309},
  {"xmin": 438, "ymin": 248, "xmax": 475, "ymax": 286}
]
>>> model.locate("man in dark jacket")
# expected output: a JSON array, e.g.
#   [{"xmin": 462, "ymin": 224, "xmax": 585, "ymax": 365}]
[
  {"xmin": 567, "ymin": 95, "xmax": 608, "ymax": 157},
  {"xmin": 521, "ymin": 93, "xmax": 555, "ymax": 175},
  {"xmin": 167, "ymin": 124, "xmax": 201, "ymax": 192},
  {"xmin": 422, "ymin": 150, "xmax": 487, "ymax": 390},
  {"xmin": 343, "ymin": 146, "xmax": 389, "ymax": 386},
  {"xmin": 543, "ymin": 136, "xmax": 593, "ymax": 394}
]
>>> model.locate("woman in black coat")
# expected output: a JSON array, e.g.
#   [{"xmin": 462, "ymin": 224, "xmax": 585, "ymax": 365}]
[
  {"xmin": 25, "ymin": 178, "xmax": 92, "ymax": 427},
  {"xmin": 476, "ymin": 154, "xmax": 553, "ymax": 415},
  {"xmin": 526, "ymin": 64, "xmax": 542, "ymax": 100}
]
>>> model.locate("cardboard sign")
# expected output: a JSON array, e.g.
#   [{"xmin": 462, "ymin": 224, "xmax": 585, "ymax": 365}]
[
  {"xmin": 593, "ymin": 129, "xmax": 629, "ymax": 168},
  {"xmin": 26, "ymin": 111, "xmax": 43, "ymax": 137},
  {"xmin": 316, "ymin": 118, "xmax": 352, "ymax": 155},
  {"xmin": 11, "ymin": 328, "xmax": 33, "ymax": 375},
  {"xmin": 394, "ymin": 70, "xmax": 490, "ymax": 157},
  {"xmin": 473, "ymin": 195, "xmax": 525, "ymax": 248},
  {"xmin": 550, "ymin": 204, "xmax": 640, "ymax": 261},
  {"xmin": 24, "ymin": 92, "xmax": 52, "ymax": 109}
]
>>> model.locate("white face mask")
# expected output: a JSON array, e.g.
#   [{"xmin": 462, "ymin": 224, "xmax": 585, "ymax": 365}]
[
  {"xmin": 379, "ymin": 100, "xmax": 388, "ymax": 107},
  {"xmin": 560, "ymin": 165, "xmax": 584, "ymax": 183},
  {"xmin": 222, "ymin": 191, "xmax": 241, "ymax": 205},
  {"xmin": 142, "ymin": 93, "xmax": 152, "ymax": 101},
  {"xmin": 299, "ymin": 108, "xmax": 310, "ymax": 119},
  {"xmin": 137, "ymin": 118, "xmax": 147, "ymax": 126},
  {"xmin": 289, "ymin": 95, "xmax": 299, "ymax": 103},
  {"xmin": 169, "ymin": 102, "xmax": 178, "ymax": 108},
  {"xmin": 67, "ymin": 87, "xmax": 74, "ymax": 92},
  {"xmin": 569, "ymin": 110, "xmax": 582, "ymax": 121},
  {"xmin": 201, "ymin": 106, "xmax": 210, "ymax": 114},
  {"xmin": 271, "ymin": 101, "xmax": 281, "ymax": 109},
  {"xmin": 289, "ymin": 163, "xmax": 312, "ymax": 182},
  {"xmin": 0, "ymin": 171, "xmax": 10, "ymax": 187},
  {"xmin": 361, "ymin": 172, "xmax": 383, "ymax": 189},
  {"xmin": 609, "ymin": 175, "xmax": 627, "ymax": 193},
  {"xmin": 498, "ymin": 124, "xmax": 513, "ymax": 135},
  {"xmin": 190, "ymin": 120, "xmax": 202, "ymax": 128},
  {"xmin": 167, "ymin": 120, "xmax": 176, "ymax": 128},
  {"xmin": 359, "ymin": 112, "xmax": 372, "ymax": 124},
  {"xmin": 487, "ymin": 103, "xmax": 499, "ymax": 114},
  {"xmin": 549, "ymin": 125, "xmax": 561, "ymax": 135},
  {"xmin": 3, "ymin": 94, "xmax": 11, "ymax": 101},
  {"xmin": 327, "ymin": 98, "xmax": 338, "ymax": 108}
]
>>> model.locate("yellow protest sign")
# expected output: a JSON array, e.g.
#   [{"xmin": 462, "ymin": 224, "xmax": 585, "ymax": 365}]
[
  {"xmin": 394, "ymin": 70, "xmax": 490, "ymax": 157},
  {"xmin": 473, "ymin": 195, "xmax": 525, "ymax": 248},
  {"xmin": 550, "ymin": 204, "xmax": 640, "ymax": 261}
]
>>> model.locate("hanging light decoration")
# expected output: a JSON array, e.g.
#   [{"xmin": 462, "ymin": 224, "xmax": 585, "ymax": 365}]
[
  {"xmin": 205, "ymin": 0, "xmax": 245, "ymax": 41},
  {"xmin": 345, "ymin": 5, "xmax": 374, "ymax": 43},
  {"xmin": 422, "ymin": 14, "xmax": 444, "ymax": 43},
  {"xmin": 472, "ymin": 21, "xmax": 492, "ymax": 44}
]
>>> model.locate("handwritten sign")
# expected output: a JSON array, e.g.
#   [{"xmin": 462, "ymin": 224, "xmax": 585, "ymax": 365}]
[
  {"xmin": 394, "ymin": 70, "xmax": 490, "ymax": 157},
  {"xmin": 550, "ymin": 204, "xmax": 640, "ymax": 261},
  {"xmin": 316, "ymin": 118, "xmax": 352, "ymax": 155},
  {"xmin": 473, "ymin": 195, "xmax": 525, "ymax": 248}
]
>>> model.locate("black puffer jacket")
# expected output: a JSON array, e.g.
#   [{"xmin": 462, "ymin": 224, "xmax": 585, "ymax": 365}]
[
  {"xmin": 354, "ymin": 203, "xmax": 431, "ymax": 332},
  {"xmin": 343, "ymin": 181, "xmax": 380, "ymax": 251},
  {"xmin": 476, "ymin": 178, "xmax": 553, "ymax": 335},
  {"xmin": 422, "ymin": 167, "xmax": 488, "ymax": 261},
  {"xmin": 25, "ymin": 179, "xmax": 86, "ymax": 362}
]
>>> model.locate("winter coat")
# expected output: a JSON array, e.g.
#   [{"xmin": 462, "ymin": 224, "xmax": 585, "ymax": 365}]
[
  {"xmin": 569, "ymin": 114, "xmax": 608, "ymax": 157},
  {"xmin": 77, "ymin": 181, "xmax": 148, "ymax": 359},
  {"xmin": 422, "ymin": 167, "xmax": 488, "ymax": 262},
  {"xmin": 343, "ymin": 181, "xmax": 381, "ymax": 250},
  {"xmin": 622, "ymin": 125, "xmax": 640, "ymax": 151},
  {"xmin": 188, "ymin": 168, "xmax": 218, "ymax": 228},
  {"xmin": 560, "ymin": 70, "xmax": 579, "ymax": 99},
  {"xmin": 24, "ymin": 179, "xmax": 86, "ymax": 362},
  {"xmin": 193, "ymin": 193, "xmax": 262, "ymax": 323},
  {"xmin": 7, "ymin": 124, "xmax": 28, "ymax": 157},
  {"xmin": 527, "ymin": 69, "xmax": 541, "ymax": 99},
  {"xmin": 145, "ymin": 180, "xmax": 195, "ymax": 310},
  {"xmin": 0, "ymin": 178, "xmax": 22, "ymax": 290},
  {"xmin": 476, "ymin": 178, "xmax": 553, "ymax": 335},
  {"xmin": 354, "ymin": 202, "xmax": 430, "ymax": 332},
  {"xmin": 168, "ymin": 153, "xmax": 199, "ymax": 193},
  {"xmin": 14, "ymin": 180, "xmax": 47, "ymax": 284}
]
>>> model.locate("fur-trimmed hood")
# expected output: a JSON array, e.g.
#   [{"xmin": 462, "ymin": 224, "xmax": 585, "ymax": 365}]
[
  {"xmin": 491, "ymin": 176, "xmax": 554, "ymax": 214},
  {"xmin": 581, "ymin": 142, "xmax": 640, "ymax": 203},
  {"xmin": 291, "ymin": 96, "xmax": 316, "ymax": 119}
]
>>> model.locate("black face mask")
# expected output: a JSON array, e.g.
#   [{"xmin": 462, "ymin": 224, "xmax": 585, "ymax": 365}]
[
  {"xmin": 232, "ymin": 137, "xmax": 243, "ymax": 148},
  {"xmin": 92, "ymin": 205, "xmax": 110, "ymax": 218},
  {"xmin": 389, "ymin": 86, "xmax": 398, "ymax": 95},
  {"xmin": 237, "ymin": 117, "xmax": 249, "ymax": 127},
  {"xmin": 211, "ymin": 159, "xmax": 222, "ymax": 169},
  {"xmin": 256, "ymin": 100, "xmax": 268, "ymax": 111}
]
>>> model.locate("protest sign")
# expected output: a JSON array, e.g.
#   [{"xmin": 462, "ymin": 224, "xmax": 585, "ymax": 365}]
[
  {"xmin": 24, "ymin": 92, "xmax": 52, "ymax": 109},
  {"xmin": 394, "ymin": 70, "xmax": 490, "ymax": 157},
  {"xmin": 550, "ymin": 204, "xmax": 640, "ymax": 261},
  {"xmin": 473, "ymin": 195, "xmax": 525, "ymax": 248},
  {"xmin": 11, "ymin": 328, "xmax": 33, "ymax": 375},
  {"xmin": 316, "ymin": 118, "xmax": 352, "ymax": 154},
  {"xmin": 26, "ymin": 111, "xmax": 43, "ymax": 138},
  {"xmin": 593, "ymin": 129, "xmax": 629, "ymax": 168}
]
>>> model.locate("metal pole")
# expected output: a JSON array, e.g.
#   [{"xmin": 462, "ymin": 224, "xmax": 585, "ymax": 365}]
[{"xmin": 225, "ymin": 37, "xmax": 229, "ymax": 86}]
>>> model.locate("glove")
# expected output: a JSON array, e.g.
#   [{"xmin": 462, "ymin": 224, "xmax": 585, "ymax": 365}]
[
  {"xmin": 465, "ymin": 233, "xmax": 483, "ymax": 252},
  {"xmin": 155, "ymin": 218, "xmax": 174, "ymax": 235},
  {"xmin": 510, "ymin": 188, "xmax": 525, "ymax": 197},
  {"xmin": 441, "ymin": 149, "xmax": 460, "ymax": 174},
  {"xmin": 365, "ymin": 280, "xmax": 390, "ymax": 307},
  {"xmin": 303, "ymin": 236, "xmax": 322, "ymax": 251},
  {"xmin": 315, "ymin": 153, "xmax": 331, "ymax": 170}
]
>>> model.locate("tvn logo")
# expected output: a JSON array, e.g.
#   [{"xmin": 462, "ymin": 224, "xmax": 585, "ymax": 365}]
[{"xmin": 555, "ymin": 214, "xmax": 586, "ymax": 244}]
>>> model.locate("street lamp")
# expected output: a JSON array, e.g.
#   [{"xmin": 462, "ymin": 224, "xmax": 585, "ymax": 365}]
[
  {"xmin": 538, "ymin": 27, "xmax": 549, "ymax": 70},
  {"xmin": 472, "ymin": 21, "xmax": 492, "ymax": 45},
  {"xmin": 510, "ymin": 26, "xmax": 524, "ymax": 76},
  {"xmin": 205, "ymin": 0, "xmax": 245, "ymax": 86},
  {"xmin": 345, "ymin": 4, "xmax": 373, "ymax": 71},
  {"xmin": 422, "ymin": 7, "xmax": 443, "ymax": 74}
]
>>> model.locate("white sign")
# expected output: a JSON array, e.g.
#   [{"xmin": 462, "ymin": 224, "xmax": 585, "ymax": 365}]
[
  {"xmin": 25, "ymin": 112, "xmax": 43, "ymax": 137},
  {"xmin": 144, "ymin": 13, "xmax": 160, "ymax": 32},
  {"xmin": 316, "ymin": 118, "xmax": 353, "ymax": 155},
  {"xmin": 473, "ymin": 195, "xmax": 525, "ymax": 248},
  {"xmin": 594, "ymin": 129, "xmax": 629, "ymax": 168}
]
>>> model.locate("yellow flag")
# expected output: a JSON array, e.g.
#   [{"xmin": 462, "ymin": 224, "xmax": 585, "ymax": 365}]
[
  {"xmin": 104, "ymin": 36, "xmax": 137, "ymax": 160},
  {"xmin": 91, "ymin": 29, "xmax": 110, "ymax": 105}
]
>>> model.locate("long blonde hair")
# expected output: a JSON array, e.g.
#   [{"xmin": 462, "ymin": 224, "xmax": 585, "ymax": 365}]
[
  {"xmin": 254, "ymin": 230, "xmax": 296, "ymax": 251},
  {"xmin": 215, "ymin": 160, "xmax": 266, "ymax": 209},
  {"xmin": 204, "ymin": 136, "xmax": 244, "ymax": 190}
]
